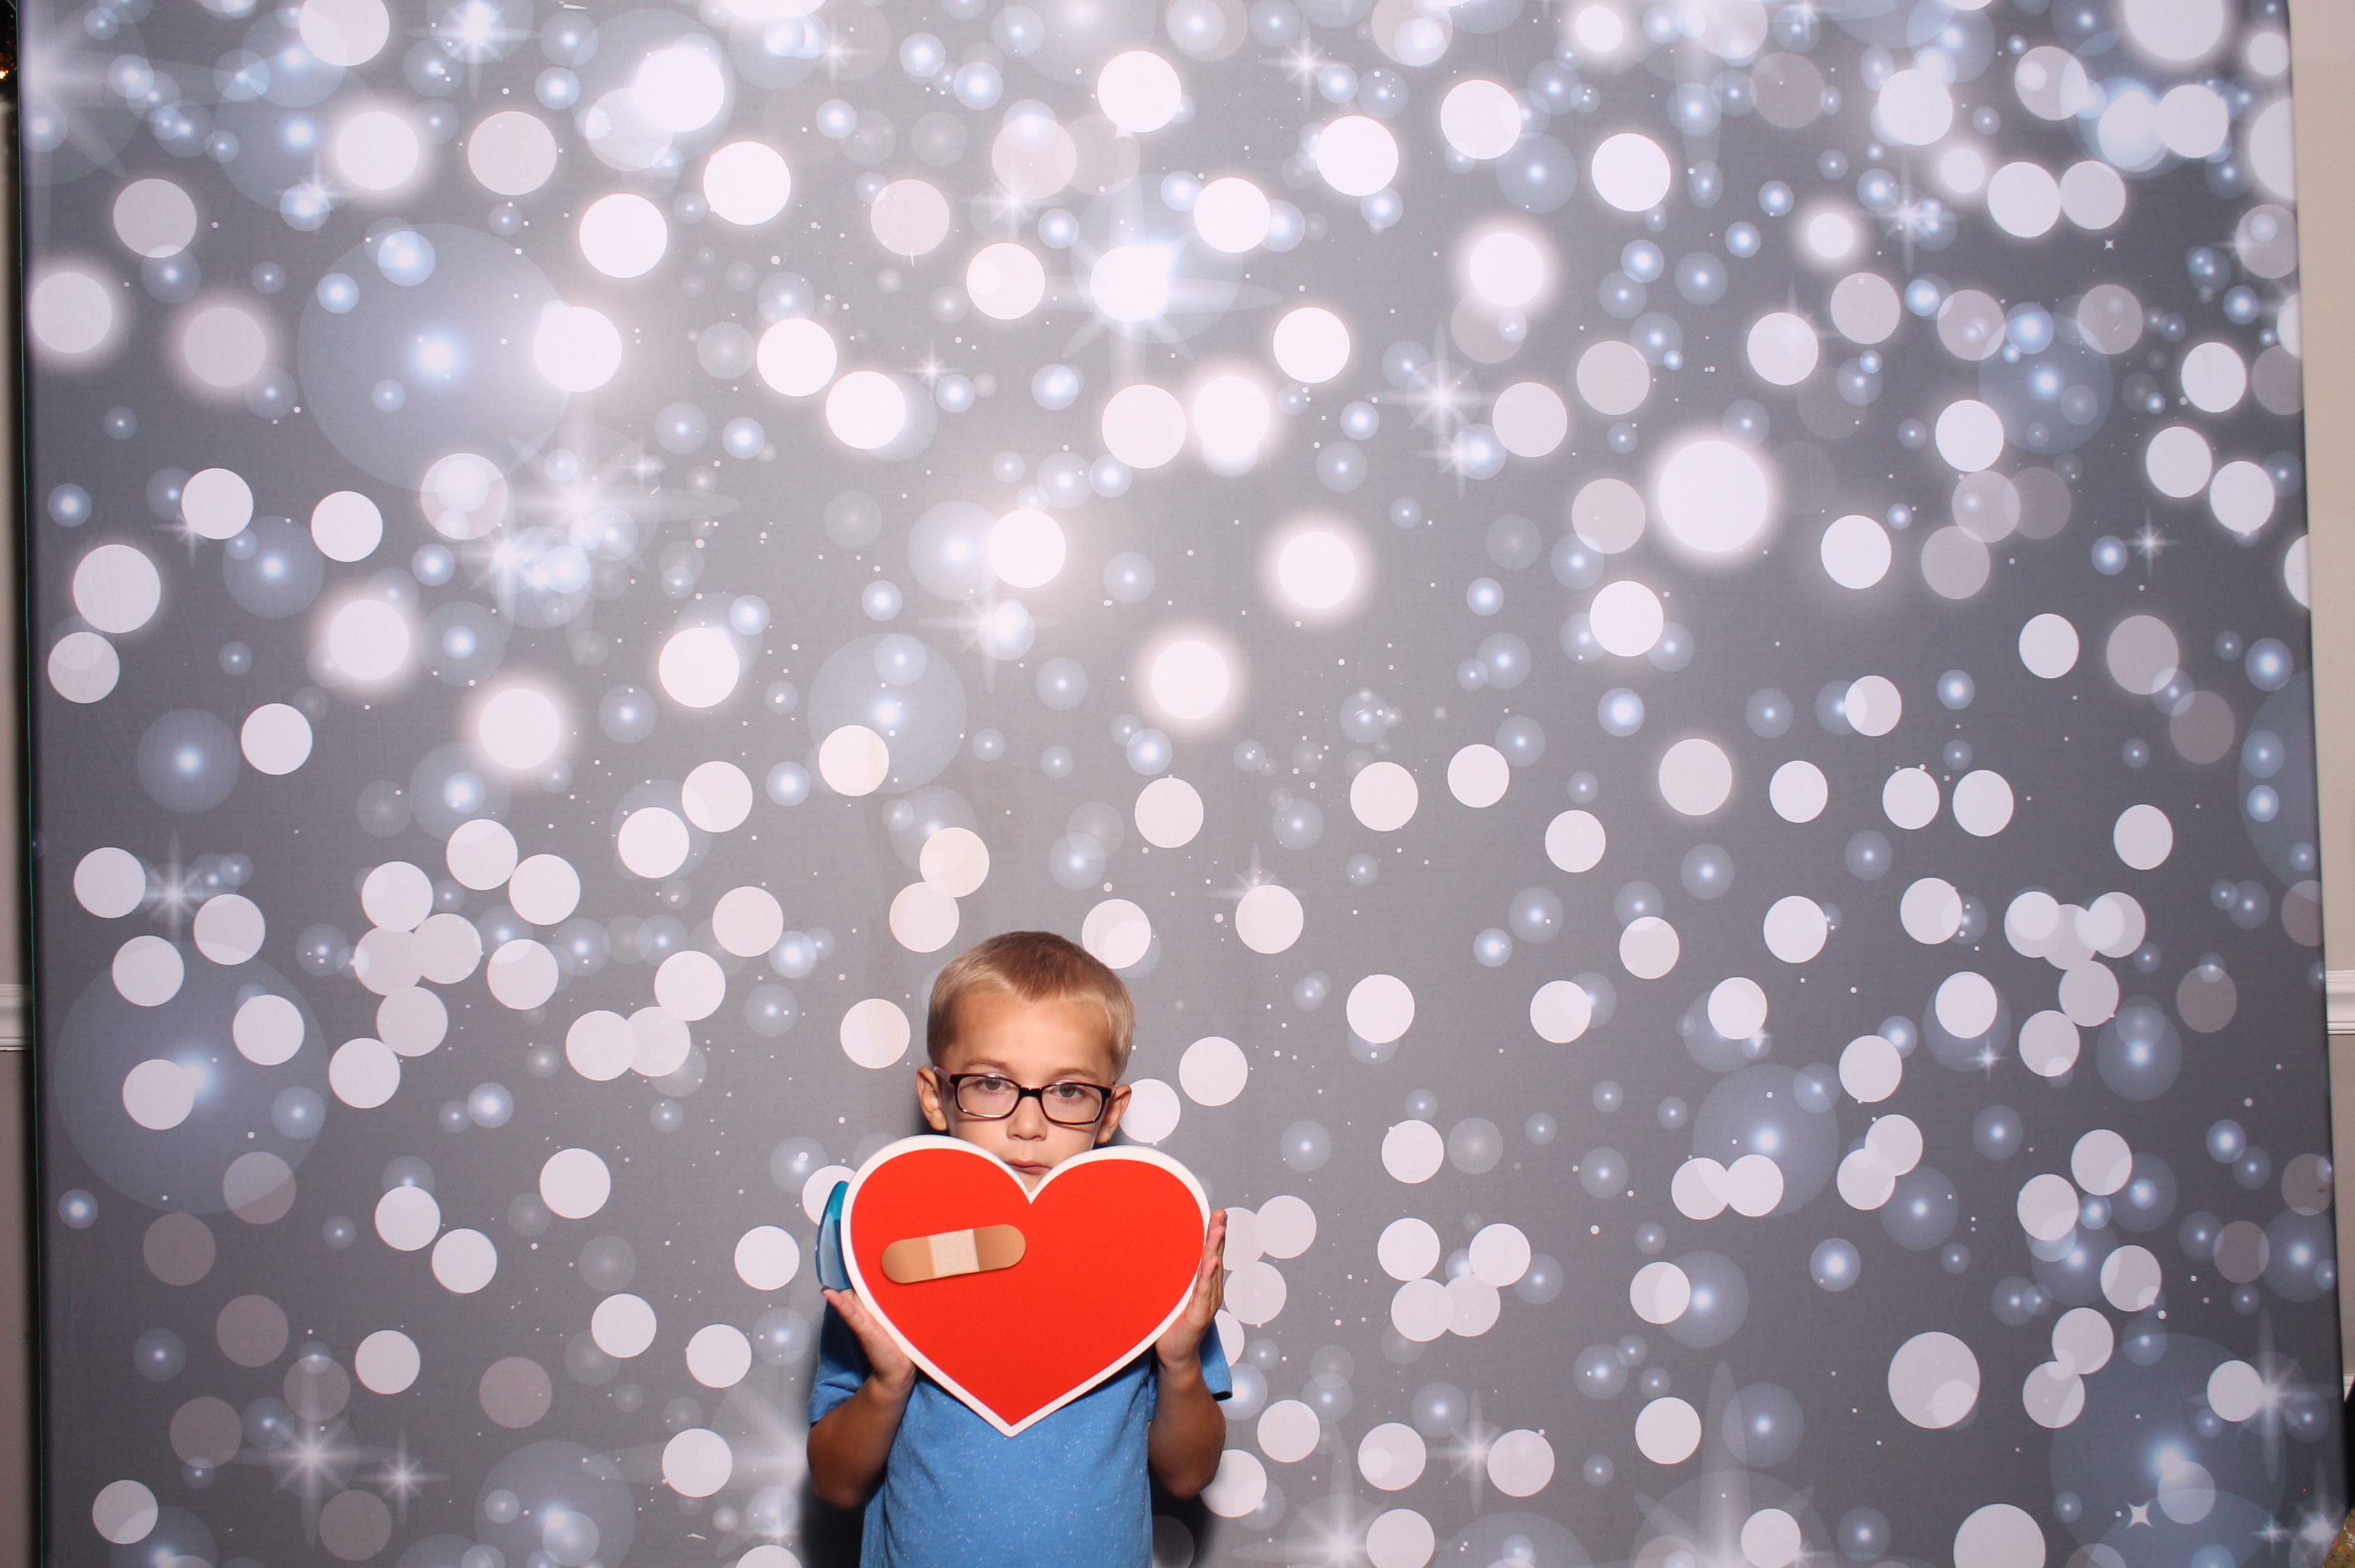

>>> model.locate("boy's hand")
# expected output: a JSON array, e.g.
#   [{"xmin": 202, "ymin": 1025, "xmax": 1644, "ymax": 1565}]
[
  {"xmin": 1155, "ymin": 1209, "xmax": 1227, "ymax": 1375},
  {"xmin": 824, "ymin": 1288, "xmax": 917, "ymax": 1396}
]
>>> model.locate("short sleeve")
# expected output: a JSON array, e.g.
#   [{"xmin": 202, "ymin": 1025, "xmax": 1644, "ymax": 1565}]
[
  {"xmin": 1199, "ymin": 1324, "xmax": 1233, "ymax": 1401},
  {"xmin": 808, "ymin": 1303, "xmax": 870, "ymax": 1425},
  {"xmin": 1149, "ymin": 1325, "xmax": 1232, "ymax": 1412}
]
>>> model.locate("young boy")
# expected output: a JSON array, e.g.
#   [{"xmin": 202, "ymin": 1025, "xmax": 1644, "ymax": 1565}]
[{"xmin": 808, "ymin": 930, "xmax": 1232, "ymax": 1566}]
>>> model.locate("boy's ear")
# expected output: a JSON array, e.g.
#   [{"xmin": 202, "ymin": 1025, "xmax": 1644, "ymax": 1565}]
[
  {"xmin": 1094, "ymin": 1083, "xmax": 1133, "ymax": 1145},
  {"xmin": 915, "ymin": 1066, "xmax": 953, "ymax": 1133}
]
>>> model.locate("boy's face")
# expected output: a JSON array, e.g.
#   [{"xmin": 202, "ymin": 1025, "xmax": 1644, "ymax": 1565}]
[{"xmin": 917, "ymin": 989, "xmax": 1129, "ymax": 1187}]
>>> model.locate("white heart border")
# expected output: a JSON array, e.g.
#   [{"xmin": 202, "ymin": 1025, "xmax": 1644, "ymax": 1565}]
[{"xmin": 840, "ymin": 1135, "xmax": 1211, "ymax": 1437}]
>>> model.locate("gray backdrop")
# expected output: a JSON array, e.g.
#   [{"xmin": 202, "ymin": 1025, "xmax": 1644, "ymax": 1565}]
[{"xmin": 20, "ymin": 0, "xmax": 2344, "ymax": 1564}]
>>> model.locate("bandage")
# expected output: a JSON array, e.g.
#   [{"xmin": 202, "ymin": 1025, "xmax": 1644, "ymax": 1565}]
[{"xmin": 881, "ymin": 1224, "xmax": 1027, "ymax": 1284}]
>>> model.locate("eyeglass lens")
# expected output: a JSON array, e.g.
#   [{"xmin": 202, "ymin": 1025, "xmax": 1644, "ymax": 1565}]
[{"xmin": 954, "ymin": 1075, "xmax": 1107, "ymax": 1124}]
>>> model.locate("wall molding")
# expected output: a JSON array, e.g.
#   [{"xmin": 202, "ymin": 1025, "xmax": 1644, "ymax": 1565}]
[{"xmin": 2332, "ymin": 972, "xmax": 2355, "ymax": 1036}]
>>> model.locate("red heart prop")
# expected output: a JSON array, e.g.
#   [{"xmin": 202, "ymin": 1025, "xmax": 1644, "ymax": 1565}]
[{"xmin": 842, "ymin": 1137, "xmax": 1207, "ymax": 1435}]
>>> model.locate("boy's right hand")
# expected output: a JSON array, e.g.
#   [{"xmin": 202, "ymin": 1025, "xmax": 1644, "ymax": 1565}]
[{"xmin": 824, "ymin": 1288, "xmax": 917, "ymax": 1396}]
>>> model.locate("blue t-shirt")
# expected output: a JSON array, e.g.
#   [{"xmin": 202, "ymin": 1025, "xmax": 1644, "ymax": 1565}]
[{"xmin": 809, "ymin": 1306, "xmax": 1231, "ymax": 1568}]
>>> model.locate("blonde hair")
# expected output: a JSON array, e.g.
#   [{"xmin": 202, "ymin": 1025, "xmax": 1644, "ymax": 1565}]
[{"xmin": 927, "ymin": 930, "xmax": 1135, "ymax": 1074}]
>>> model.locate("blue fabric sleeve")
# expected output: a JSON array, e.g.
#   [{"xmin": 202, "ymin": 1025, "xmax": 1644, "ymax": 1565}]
[
  {"xmin": 809, "ymin": 1302, "xmax": 870, "ymax": 1425},
  {"xmin": 1200, "ymin": 1325, "xmax": 1232, "ymax": 1400},
  {"xmin": 1149, "ymin": 1325, "xmax": 1232, "ymax": 1413}
]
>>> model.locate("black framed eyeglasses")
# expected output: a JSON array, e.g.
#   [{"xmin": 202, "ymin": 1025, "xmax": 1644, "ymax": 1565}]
[{"xmin": 938, "ymin": 1072, "xmax": 1111, "ymax": 1126}]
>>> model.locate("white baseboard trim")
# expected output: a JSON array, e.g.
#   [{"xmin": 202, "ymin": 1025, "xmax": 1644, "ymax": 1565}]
[{"xmin": 2332, "ymin": 971, "xmax": 2355, "ymax": 1035}]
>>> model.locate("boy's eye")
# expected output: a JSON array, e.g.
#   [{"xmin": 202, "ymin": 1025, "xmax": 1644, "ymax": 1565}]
[
  {"xmin": 972, "ymin": 1075, "xmax": 1014, "ymax": 1093},
  {"xmin": 1045, "ymin": 1083, "xmax": 1091, "ymax": 1103}
]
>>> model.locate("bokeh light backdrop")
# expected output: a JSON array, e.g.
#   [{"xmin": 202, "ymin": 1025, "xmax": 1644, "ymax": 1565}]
[{"xmin": 19, "ymin": 0, "xmax": 2342, "ymax": 1563}]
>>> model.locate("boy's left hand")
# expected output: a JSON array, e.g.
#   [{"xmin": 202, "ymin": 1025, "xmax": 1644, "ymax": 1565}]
[{"xmin": 1155, "ymin": 1208, "xmax": 1227, "ymax": 1374}]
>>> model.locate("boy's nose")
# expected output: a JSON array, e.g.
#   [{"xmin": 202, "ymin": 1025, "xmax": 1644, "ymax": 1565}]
[{"xmin": 1007, "ymin": 1099, "xmax": 1051, "ymax": 1137}]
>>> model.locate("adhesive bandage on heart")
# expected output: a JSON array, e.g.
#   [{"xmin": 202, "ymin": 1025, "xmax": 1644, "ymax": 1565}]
[{"xmin": 881, "ymin": 1223, "xmax": 1027, "ymax": 1284}]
